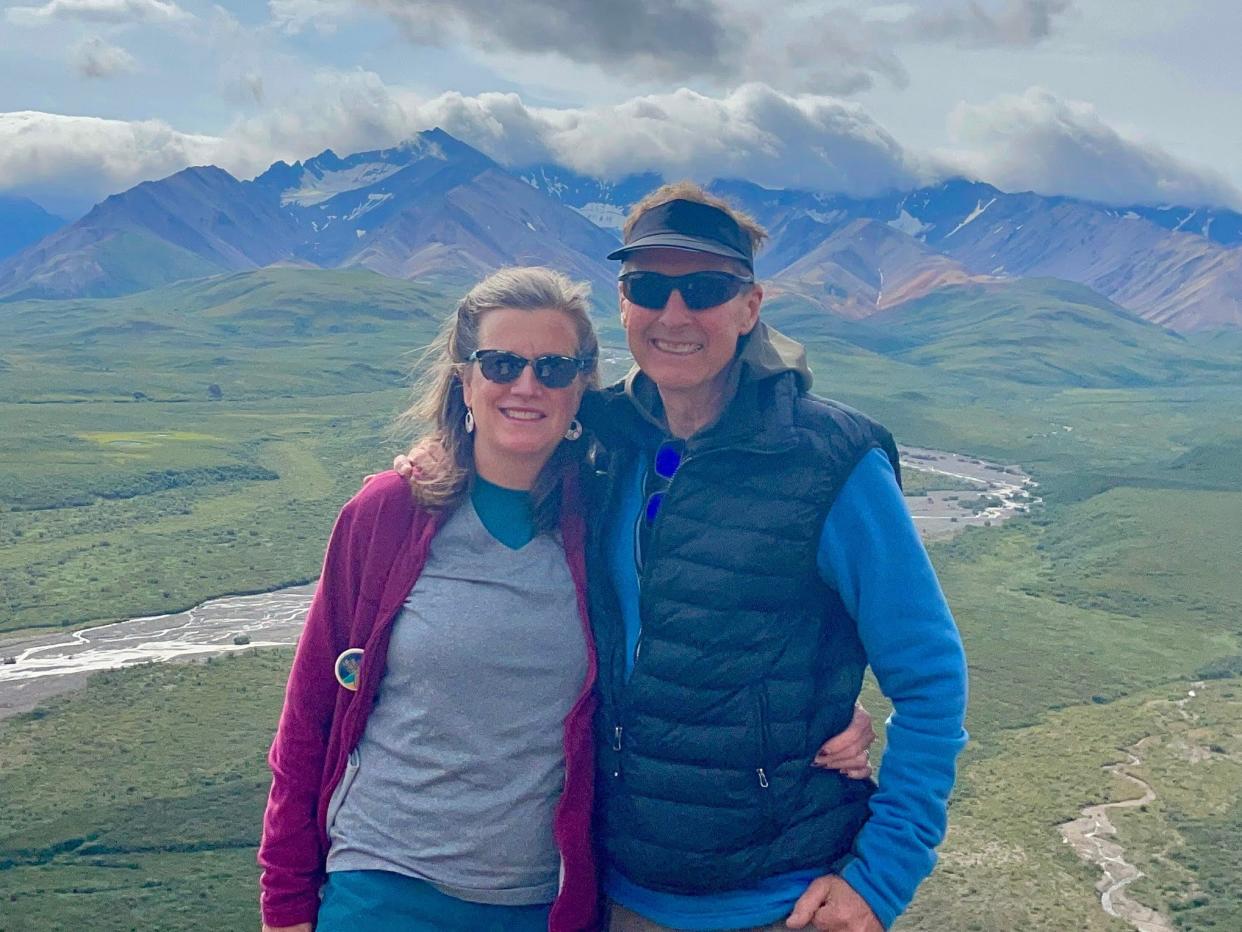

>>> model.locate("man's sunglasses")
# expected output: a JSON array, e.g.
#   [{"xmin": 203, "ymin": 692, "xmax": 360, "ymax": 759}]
[
  {"xmin": 619, "ymin": 270, "xmax": 754, "ymax": 311},
  {"xmin": 468, "ymin": 349, "xmax": 593, "ymax": 389},
  {"xmin": 635, "ymin": 439, "xmax": 684, "ymax": 574}
]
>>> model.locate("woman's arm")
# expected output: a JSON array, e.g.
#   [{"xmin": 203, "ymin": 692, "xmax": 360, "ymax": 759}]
[
  {"xmin": 258, "ymin": 502, "xmax": 361, "ymax": 928},
  {"xmin": 813, "ymin": 703, "xmax": 876, "ymax": 780}
]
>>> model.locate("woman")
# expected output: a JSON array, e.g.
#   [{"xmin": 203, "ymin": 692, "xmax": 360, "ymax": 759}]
[
  {"xmin": 259, "ymin": 267, "xmax": 873, "ymax": 932},
  {"xmin": 259, "ymin": 267, "xmax": 603, "ymax": 932}
]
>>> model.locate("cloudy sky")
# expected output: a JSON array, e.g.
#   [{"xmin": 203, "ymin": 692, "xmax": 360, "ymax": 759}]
[{"xmin": 2, "ymin": 0, "xmax": 1240, "ymax": 217}]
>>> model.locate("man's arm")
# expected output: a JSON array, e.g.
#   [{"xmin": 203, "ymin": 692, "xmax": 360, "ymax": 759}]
[{"xmin": 797, "ymin": 447, "xmax": 969, "ymax": 929}]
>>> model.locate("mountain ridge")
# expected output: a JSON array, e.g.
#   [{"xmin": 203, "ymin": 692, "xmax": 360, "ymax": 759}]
[
  {"xmin": 0, "ymin": 195, "xmax": 67, "ymax": 262},
  {"xmin": 3, "ymin": 131, "xmax": 1241, "ymax": 331}
]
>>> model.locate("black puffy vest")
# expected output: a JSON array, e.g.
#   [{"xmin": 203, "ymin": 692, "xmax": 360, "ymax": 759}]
[{"xmin": 585, "ymin": 372, "xmax": 901, "ymax": 894}]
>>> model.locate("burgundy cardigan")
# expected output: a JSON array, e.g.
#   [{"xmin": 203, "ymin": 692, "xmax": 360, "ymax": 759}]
[{"xmin": 258, "ymin": 470, "xmax": 600, "ymax": 931}]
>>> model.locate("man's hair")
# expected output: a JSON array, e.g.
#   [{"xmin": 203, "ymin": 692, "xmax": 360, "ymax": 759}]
[{"xmin": 622, "ymin": 181, "xmax": 769, "ymax": 256}]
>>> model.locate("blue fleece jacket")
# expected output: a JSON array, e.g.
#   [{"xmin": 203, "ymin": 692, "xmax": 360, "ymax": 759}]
[{"xmin": 605, "ymin": 447, "xmax": 968, "ymax": 930}]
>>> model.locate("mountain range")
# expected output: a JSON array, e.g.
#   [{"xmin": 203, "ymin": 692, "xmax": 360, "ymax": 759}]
[
  {"xmin": 0, "ymin": 195, "xmax": 65, "ymax": 262},
  {"xmin": 3, "ymin": 129, "xmax": 1241, "ymax": 332}
]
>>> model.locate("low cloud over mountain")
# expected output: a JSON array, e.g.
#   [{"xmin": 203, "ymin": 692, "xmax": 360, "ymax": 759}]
[
  {"xmin": 4, "ymin": 81, "xmax": 1240, "ymax": 217},
  {"xmin": 946, "ymin": 87, "xmax": 1242, "ymax": 209},
  {"xmin": 0, "ymin": 111, "xmax": 219, "ymax": 215},
  {"xmin": 414, "ymin": 85, "xmax": 922, "ymax": 195},
  {"xmin": 1, "ymin": 81, "xmax": 924, "ymax": 213}
]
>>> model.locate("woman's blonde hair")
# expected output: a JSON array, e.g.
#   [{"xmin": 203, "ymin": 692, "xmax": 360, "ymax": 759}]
[{"xmin": 395, "ymin": 266, "xmax": 600, "ymax": 532}]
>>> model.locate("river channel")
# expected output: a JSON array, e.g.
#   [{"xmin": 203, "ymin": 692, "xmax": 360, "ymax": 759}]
[{"xmin": 0, "ymin": 447, "xmax": 1035, "ymax": 721}]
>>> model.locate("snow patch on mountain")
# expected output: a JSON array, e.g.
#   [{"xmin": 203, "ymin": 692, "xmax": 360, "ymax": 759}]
[
  {"xmin": 945, "ymin": 198, "xmax": 997, "ymax": 238},
  {"xmin": 888, "ymin": 210, "xmax": 931, "ymax": 239},
  {"xmin": 806, "ymin": 209, "xmax": 846, "ymax": 225},
  {"xmin": 523, "ymin": 169, "xmax": 567, "ymax": 197},
  {"xmin": 282, "ymin": 165, "xmax": 406, "ymax": 207},
  {"xmin": 344, "ymin": 193, "xmax": 393, "ymax": 222},
  {"xmin": 574, "ymin": 202, "xmax": 626, "ymax": 230}
]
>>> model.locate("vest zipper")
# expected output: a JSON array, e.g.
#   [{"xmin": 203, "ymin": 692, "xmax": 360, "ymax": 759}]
[
  {"xmin": 624, "ymin": 440, "xmax": 799, "ymax": 794},
  {"xmin": 611, "ymin": 724, "xmax": 624, "ymax": 780},
  {"xmin": 754, "ymin": 682, "xmax": 777, "ymax": 832},
  {"xmin": 590, "ymin": 448, "xmax": 631, "ymax": 783}
]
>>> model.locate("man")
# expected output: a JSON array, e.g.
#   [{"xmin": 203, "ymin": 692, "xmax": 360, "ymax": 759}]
[{"xmin": 582, "ymin": 182, "xmax": 968, "ymax": 932}]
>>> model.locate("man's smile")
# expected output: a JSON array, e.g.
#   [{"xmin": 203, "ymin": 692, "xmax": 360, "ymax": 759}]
[{"xmin": 651, "ymin": 338, "xmax": 703, "ymax": 355}]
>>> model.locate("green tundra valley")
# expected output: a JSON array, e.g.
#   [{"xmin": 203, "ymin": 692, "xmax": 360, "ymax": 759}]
[{"xmin": 1, "ymin": 270, "xmax": 1240, "ymax": 931}]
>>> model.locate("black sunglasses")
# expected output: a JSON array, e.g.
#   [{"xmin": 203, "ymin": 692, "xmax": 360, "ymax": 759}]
[
  {"xmin": 635, "ymin": 440, "xmax": 685, "ymax": 574},
  {"xmin": 468, "ymin": 349, "xmax": 592, "ymax": 389},
  {"xmin": 619, "ymin": 270, "xmax": 754, "ymax": 311}
]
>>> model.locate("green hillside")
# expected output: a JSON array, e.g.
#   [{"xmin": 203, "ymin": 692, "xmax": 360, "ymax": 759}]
[
  {"xmin": 0, "ymin": 229, "xmax": 225, "ymax": 302},
  {"xmin": 1, "ymin": 267, "xmax": 1240, "ymax": 929},
  {"xmin": 769, "ymin": 279, "xmax": 1239, "ymax": 388}
]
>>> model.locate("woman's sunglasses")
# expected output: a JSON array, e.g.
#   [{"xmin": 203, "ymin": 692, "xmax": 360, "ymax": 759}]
[
  {"xmin": 619, "ymin": 270, "xmax": 754, "ymax": 311},
  {"xmin": 468, "ymin": 349, "xmax": 592, "ymax": 389}
]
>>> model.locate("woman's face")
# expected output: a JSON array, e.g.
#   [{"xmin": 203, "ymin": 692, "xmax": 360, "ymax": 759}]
[{"xmin": 462, "ymin": 307, "xmax": 588, "ymax": 488}]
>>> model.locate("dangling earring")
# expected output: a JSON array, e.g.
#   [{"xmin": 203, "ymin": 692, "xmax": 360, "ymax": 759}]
[
  {"xmin": 563, "ymin": 418, "xmax": 583, "ymax": 441},
  {"xmin": 464, "ymin": 408, "xmax": 475, "ymax": 434}
]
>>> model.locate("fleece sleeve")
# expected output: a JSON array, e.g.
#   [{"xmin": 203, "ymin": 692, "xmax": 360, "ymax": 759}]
[
  {"xmin": 257, "ymin": 500, "xmax": 359, "ymax": 928},
  {"xmin": 818, "ymin": 447, "xmax": 969, "ymax": 929}
]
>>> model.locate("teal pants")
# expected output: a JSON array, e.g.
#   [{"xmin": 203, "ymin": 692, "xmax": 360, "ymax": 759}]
[{"xmin": 317, "ymin": 869, "xmax": 553, "ymax": 932}]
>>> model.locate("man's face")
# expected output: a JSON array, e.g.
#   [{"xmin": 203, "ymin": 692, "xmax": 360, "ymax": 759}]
[{"xmin": 619, "ymin": 247, "xmax": 762, "ymax": 398}]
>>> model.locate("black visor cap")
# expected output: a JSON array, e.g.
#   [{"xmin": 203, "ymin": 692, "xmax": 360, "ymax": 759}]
[{"xmin": 606, "ymin": 199, "xmax": 753, "ymax": 270}]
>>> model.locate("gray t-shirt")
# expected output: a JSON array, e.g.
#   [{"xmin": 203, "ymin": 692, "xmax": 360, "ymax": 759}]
[{"xmin": 325, "ymin": 499, "xmax": 588, "ymax": 905}]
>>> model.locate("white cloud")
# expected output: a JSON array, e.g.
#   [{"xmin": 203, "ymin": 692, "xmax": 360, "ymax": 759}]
[
  {"xmin": 5, "ymin": 82, "xmax": 1240, "ymax": 217},
  {"xmin": 0, "ymin": 80, "xmax": 922, "ymax": 208},
  {"xmin": 945, "ymin": 87, "xmax": 1242, "ymax": 208},
  {"xmin": 348, "ymin": 1, "xmax": 1074, "ymax": 96},
  {"xmin": 6, "ymin": 0, "xmax": 192, "ymax": 25},
  {"xmin": 0, "ymin": 111, "xmax": 220, "ymax": 209},
  {"xmin": 757, "ymin": 0, "xmax": 1074, "ymax": 95},
  {"xmin": 421, "ymin": 85, "xmax": 922, "ymax": 194},
  {"xmin": 885, "ymin": 0, "xmax": 1073, "ymax": 48},
  {"xmin": 268, "ymin": 0, "xmax": 354, "ymax": 35},
  {"xmin": 72, "ymin": 36, "xmax": 138, "ymax": 78},
  {"xmin": 219, "ymin": 76, "xmax": 923, "ymax": 195},
  {"xmin": 222, "ymin": 69, "xmax": 418, "ymax": 177}
]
